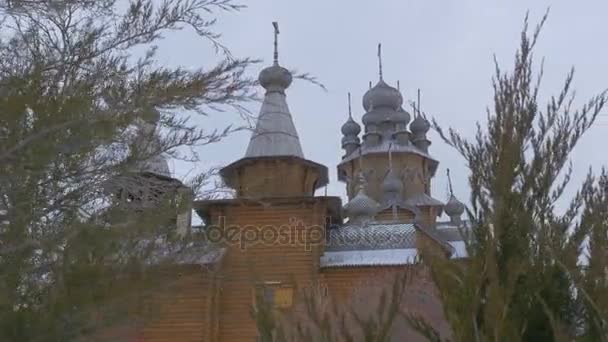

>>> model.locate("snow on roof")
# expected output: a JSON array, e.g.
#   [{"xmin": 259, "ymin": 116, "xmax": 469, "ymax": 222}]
[
  {"xmin": 449, "ymin": 241, "xmax": 468, "ymax": 259},
  {"xmin": 326, "ymin": 223, "xmax": 417, "ymax": 251},
  {"xmin": 320, "ymin": 248, "xmax": 419, "ymax": 268}
]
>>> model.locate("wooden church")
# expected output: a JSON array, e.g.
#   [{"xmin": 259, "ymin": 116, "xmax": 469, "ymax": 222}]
[{"xmin": 122, "ymin": 23, "xmax": 469, "ymax": 342}]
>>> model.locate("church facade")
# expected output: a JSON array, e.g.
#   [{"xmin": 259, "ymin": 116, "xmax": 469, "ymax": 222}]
[{"xmin": 132, "ymin": 24, "xmax": 468, "ymax": 342}]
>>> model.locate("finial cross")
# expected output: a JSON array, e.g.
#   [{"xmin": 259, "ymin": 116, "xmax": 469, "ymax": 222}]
[
  {"xmin": 348, "ymin": 92, "xmax": 352, "ymax": 118},
  {"xmin": 447, "ymin": 168, "xmax": 454, "ymax": 196},
  {"xmin": 377, "ymin": 43, "xmax": 383, "ymax": 81},
  {"xmin": 272, "ymin": 22, "xmax": 279, "ymax": 65},
  {"xmin": 417, "ymin": 88, "xmax": 421, "ymax": 118}
]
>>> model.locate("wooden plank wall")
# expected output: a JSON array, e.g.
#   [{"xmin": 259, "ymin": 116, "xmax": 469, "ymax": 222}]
[{"xmin": 208, "ymin": 199, "xmax": 328, "ymax": 341}]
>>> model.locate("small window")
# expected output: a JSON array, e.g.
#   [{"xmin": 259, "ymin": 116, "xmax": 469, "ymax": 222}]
[{"xmin": 254, "ymin": 282, "xmax": 294, "ymax": 309}]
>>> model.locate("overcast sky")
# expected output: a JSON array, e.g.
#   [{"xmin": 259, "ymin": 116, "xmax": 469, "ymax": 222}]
[{"xmin": 156, "ymin": 0, "xmax": 608, "ymax": 213}]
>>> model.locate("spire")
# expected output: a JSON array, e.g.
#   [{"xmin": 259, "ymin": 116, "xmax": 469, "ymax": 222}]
[
  {"xmin": 219, "ymin": 22, "xmax": 328, "ymax": 198},
  {"xmin": 377, "ymin": 43, "xmax": 383, "ymax": 81},
  {"xmin": 247, "ymin": 22, "xmax": 302, "ymax": 158},
  {"xmin": 447, "ymin": 168, "xmax": 454, "ymax": 196},
  {"xmin": 417, "ymin": 88, "xmax": 421, "ymax": 117},
  {"xmin": 272, "ymin": 21, "xmax": 279, "ymax": 65},
  {"xmin": 348, "ymin": 92, "xmax": 353, "ymax": 118}
]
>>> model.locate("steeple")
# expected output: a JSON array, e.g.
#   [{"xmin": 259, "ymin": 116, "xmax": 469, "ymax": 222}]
[
  {"xmin": 245, "ymin": 22, "xmax": 302, "ymax": 158},
  {"xmin": 220, "ymin": 22, "xmax": 328, "ymax": 198},
  {"xmin": 105, "ymin": 106, "xmax": 193, "ymax": 235}
]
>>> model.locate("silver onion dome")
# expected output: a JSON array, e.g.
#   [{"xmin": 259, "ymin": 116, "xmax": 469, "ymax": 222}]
[
  {"xmin": 382, "ymin": 169, "xmax": 403, "ymax": 195},
  {"xmin": 341, "ymin": 116, "xmax": 361, "ymax": 136},
  {"xmin": 362, "ymin": 79, "xmax": 403, "ymax": 111},
  {"xmin": 410, "ymin": 114, "xmax": 430, "ymax": 135},
  {"xmin": 344, "ymin": 173, "xmax": 379, "ymax": 222},
  {"xmin": 395, "ymin": 106, "xmax": 411, "ymax": 125},
  {"xmin": 259, "ymin": 64, "xmax": 292, "ymax": 92},
  {"xmin": 444, "ymin": 194, "xmax": 465, "ymax": 217}
]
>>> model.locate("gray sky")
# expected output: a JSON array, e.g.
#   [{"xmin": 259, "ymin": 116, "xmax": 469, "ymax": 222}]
[{"xmin": 158, "ymin": 0, "xmax": 608, "ymax": 212}]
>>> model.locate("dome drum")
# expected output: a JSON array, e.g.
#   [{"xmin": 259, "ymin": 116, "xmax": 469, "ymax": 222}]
[
  {"xmin": 392, "ymin": 130, "xmax": 410, "ymax": 146},
  {"xmin": 363, "ymin": 131, "xmax": 382, "ymax": 147},
  {"xmin": 341, "ymin": 134, "xmax": 360, "ymax": 158},
  {"xmin": 380, "ymin": 120, "xmax": 395, "ymax": 134},
  {"xmin": 362, "ymin": 108, "xmax": 407, "ymax": 126},
  {"xmin": 413, "ymin": 137, "xmax": 431, "ymax": 153},
  {"xmin": 366, "ymin": 123, "xmax": 379, "ymax": 133},
  {"xmin": 341, "ymin": 135, "xmax": 360, "ymax": 147}
]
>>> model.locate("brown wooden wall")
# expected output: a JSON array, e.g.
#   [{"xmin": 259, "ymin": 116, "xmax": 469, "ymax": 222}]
[
  {"xmin": 138, "ymin": 266, "xmax": 219, "ymax": 342},
  {"xmin": 322, "ymin": 265, "xmax": 404, "ymax": 302},
  {"xmin": 206, "ymin": 198, "xmax": 329, "ymax": 341},
  {"xmin": 319, "ymin": 265, "xmax": 451, "ymax": 341},
  {"xmin": 230, "ymin": 159, "xmax": 322, "ymax": 198}
]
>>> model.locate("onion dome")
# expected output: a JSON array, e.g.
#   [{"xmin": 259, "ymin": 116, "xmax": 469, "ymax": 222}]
[
  {"xmin": 382, "ymin": 169, "xmax": 403, "ymax": 195},
  {"xmin": 362, "ymin": 80, "xmax": 403, "ymax": 111},
  {"xmin": 410, "ymin": 114, "xmax": 430, "ymax": 135},
  {"xmin": 344, "ymin": 173, "xmax": 379, "ymax": 223},
  {"xmin": 341, "ymin": 93, "xmax": 361, "ymax": 157},
  {"xmin": 444, "ymin": 194, "xmax": 465, "ymax": 218},
  {"xmin": 362, "ymin": 107, "xmax": 405, "ymax": 126},
  {"xmin": 444, "ymin": 168, "xmax": 465, "ymax": 223},
  {"xmin": 341, "ymin": 116, "xmax": 361, "ymax": 136},
  {"xmin": 259, "ymin": 64, "xmax": 292, "ymax": 93},
  {"xmin": 395, "ymin": 107, "xmax": 411, "ymax": 125},
  {"xmin": 382, "ymin": 169, "xmax": 403, "ymax": 205}
]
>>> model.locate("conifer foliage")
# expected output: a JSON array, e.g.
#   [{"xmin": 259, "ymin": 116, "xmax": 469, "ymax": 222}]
[
  {"xmin": 254, "ymin": 11, "xmax": 608, "ymax": 342},
  {"xmin": 424, "ymin": 11, "xmax": 608, "ymax": 341},
  {"xmin": 0, "ymin": 1, "xmax": 256, "ymax": 340}
]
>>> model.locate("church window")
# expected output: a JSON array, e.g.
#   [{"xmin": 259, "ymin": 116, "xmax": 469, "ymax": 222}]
[{"xmin": 253, "ymin": 282, "xmax": 294, "ymax": 309}]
